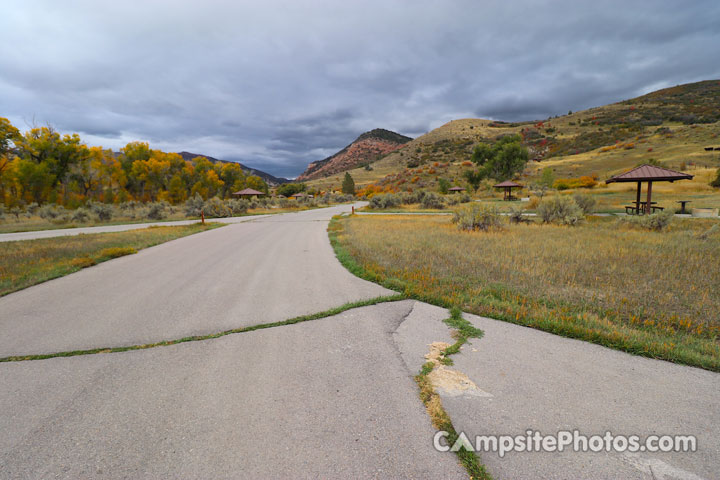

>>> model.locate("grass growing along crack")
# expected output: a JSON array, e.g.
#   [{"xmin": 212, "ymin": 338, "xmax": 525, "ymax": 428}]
[
  {"xmin": 0, "ymin": 294, "xmax": 405, "ymax": 362},
  {"xmin": 414, "ymin": 307, "xmax": 492, "ymax": 480}
]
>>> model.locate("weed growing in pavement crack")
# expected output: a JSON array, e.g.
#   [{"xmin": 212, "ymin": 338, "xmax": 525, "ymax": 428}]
[
  {"xmin": 0, "ymin": 294, "xmax": 405, "ymax": 362},
  {"xmin": 414, "ymin": 307, "xmax": 491, "ymax": 480}
]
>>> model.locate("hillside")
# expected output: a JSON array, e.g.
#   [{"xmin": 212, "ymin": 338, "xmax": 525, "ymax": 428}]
[
  {"xmin": 305, "ymin": 80, "xmax": 720, "ymax": 193},
  {"xmin": 296, "ymin": 128, "xmax": 411, "ymax": 181},
  {"xmin": 177, "ymin": 152, "xmax": 289, "ymax": 186}
]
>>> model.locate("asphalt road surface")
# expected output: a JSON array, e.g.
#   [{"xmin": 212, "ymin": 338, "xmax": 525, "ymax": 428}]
[
  {"xmin": 0, "ymin": 215, "xmax": 268, "ymax": 243},
  {"xmin": 1, "ymin": 204, "xmax": 718, "ymax": 479}
]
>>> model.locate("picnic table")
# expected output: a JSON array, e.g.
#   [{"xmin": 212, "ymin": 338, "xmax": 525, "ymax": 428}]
[
  {"xmin": 625, "ymin": 202, "xmax": 664, "ymax": 215},
  {"xmin": 677, "ymin": 200, "xmax": 692, "ymax": 214}
]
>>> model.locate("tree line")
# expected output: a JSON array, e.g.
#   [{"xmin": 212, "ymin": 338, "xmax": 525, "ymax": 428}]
[{"xmin": 0, "ymin": 117, "xmax": 268, "ymax": 208}]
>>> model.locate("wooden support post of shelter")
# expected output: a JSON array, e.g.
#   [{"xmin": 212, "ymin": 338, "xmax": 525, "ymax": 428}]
[
  {"xmin": 493, "ymin": 180, "xmax": 523, "ymax": 201},
  {"xmin": 605, "ymin": 164, "xmax": 693, "ymax": 215}
]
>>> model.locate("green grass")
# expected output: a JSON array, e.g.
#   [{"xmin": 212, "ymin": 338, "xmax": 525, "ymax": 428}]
[
  {"xmin": 0, "ymin": 223, "xmax": 223, "ymax": 297},
  {"xmin": 414, "ymin": 307, "xmax": 491, "ymax": 480},
  {"xmin": 329, "ymin": 214, "xmax": 720, "ymax": 372},
  {"xmin": 0, "ymin": 294, "xmax": 405, "ymax": 362}
]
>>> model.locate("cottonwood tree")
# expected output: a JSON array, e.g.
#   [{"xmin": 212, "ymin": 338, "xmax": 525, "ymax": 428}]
[{"xmin": 470, "ymin": 134, "xmax": 529, "ymax": 182}]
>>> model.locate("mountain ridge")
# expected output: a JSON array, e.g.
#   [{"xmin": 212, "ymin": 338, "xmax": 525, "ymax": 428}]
[{"xmin": 296, "ymin": 128, "xmax": 412, "ymax": 181}]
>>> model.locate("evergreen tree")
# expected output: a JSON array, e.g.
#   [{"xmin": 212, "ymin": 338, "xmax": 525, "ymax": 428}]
[{"xmin": 342, "ymin": 172, "xmax": 355, "ymax": 195}]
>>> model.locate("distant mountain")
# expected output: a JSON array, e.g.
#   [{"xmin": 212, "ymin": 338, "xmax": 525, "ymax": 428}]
[
  {"xmin": 296, "ymin": 128, "xmax": 412, "ymax": 181},
  {"xmin": 177, "ymin": 152, "xmax": 289, "ymax": 186}
]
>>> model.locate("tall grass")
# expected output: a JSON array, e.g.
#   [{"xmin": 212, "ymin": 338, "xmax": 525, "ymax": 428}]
[
  {"xmin": 331, "ymin": 215, "xmax": 720, "ymax": 371},
  {"xmin": 0, "ymin": 223, "xmax": 221, "ymax": 296}
]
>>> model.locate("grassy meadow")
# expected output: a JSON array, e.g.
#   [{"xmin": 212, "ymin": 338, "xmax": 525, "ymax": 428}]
[
  {"xmin": 0, "ymin": 223, "xmax": 221, "ymax": 296},
  {"xmin": 330, "ymin": 214, "xmax": 720, "ymax": 371}
]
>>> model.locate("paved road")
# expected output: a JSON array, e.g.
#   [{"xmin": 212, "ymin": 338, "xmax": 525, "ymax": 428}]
[
  {"xmin": 0, "ymin": 205, "xmax": 387, "ymax": 357},
  {"xmin": 442, "ymin": 309, "xmax": 720, "ymax": 480},
  {"xmin": 0, "ymin": 301, "xmax": 466, "ymax": 479},
  {"xmin": 1, "ymin": 203, "xmax": 718, "ymax": 479},
  {"xmin": 0, "ymin": 215, "xmax": 269, "ymax": 243}
]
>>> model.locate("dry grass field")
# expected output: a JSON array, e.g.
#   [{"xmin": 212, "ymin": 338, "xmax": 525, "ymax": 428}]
[
  {"xmin": 0, "ymin": 223, "xmax": 221, "ymax": 296},
  {"xmin": 330, "ymin": 214, "xmax": 720, "ymax": 371}
]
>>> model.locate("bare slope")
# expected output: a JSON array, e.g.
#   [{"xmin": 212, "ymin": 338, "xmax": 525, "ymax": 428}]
[{"xmin": 296, "ymin": 128, "xmax": 411, "ymax": 181}]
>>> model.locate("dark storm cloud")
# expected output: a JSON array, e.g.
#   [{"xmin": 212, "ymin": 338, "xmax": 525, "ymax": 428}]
[{"xmin": 1, "ymin": 0, "xmax": 719, "ymax": 178}]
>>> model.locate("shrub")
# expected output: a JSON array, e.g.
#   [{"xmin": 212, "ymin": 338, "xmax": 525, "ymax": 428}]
[
  {"xmin": 71, "ymin": 208, "xmax": 90, "ymax": 223},
  {"xmin": 38, "ymin": 204, "xmax": 63, "ymax": 220},
  {"xmin": 369, "ymin": 193, "xmax": 400, "ymax": 210},
  {"xmin": 420, "ymin": 192, "xmax": 445, "ymax": 209},
  {"xmin": 89, "ymin": 202, "xmax": 113, "ymax": 221},
  {"xmin": 202, "ymin": 197, "xmax": 231, "ymax": 217},
  {"xmin": 508, "ymin": 205, "xmax": 529, "ymax": 224},
  {"xmin": 184, "ymin": 194, "xmax": 205, "ymax": 217},
  {"xmin": 537, "ymin": 196, "xmax": 584, "ymax": 225},
  {"xmin": 620, "ymin": 210, "xmax": 673, "ymax": 231},
  {"xmin": 553, "ymin": 175, "xmax": 597, "ymax": 190},
  {"xmin": 452, "ymin": 204, "xmax": 502, "ymax": 231},
  {"xmin": 572, "ymin": 193, "xmax": 597, "ymax": 214},
  {"xmin": 711, "ymin": 168, "xmax": 720, "ymax": 188},
  {"xmin": 146, "ymin": 202, "xmax": 167, "ymax": 220},
  {"xmin": 226, "ymin": 198, "xmax": 249, "ymax": 215}
]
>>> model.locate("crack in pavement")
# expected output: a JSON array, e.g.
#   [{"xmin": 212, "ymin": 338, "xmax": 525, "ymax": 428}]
[{"xmin": 0, "ymin": 295, "xmax": 406, "ymax": 363}]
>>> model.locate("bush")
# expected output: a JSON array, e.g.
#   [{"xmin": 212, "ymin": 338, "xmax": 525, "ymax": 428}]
[
  {"xmin": 711, "ymin": 168, "xmax": 720, "ymax": 188},
  {"xmin": 553, "ymin": 175, "xmax": 597, "ymax": 190},
  {"xmin": 508, "ymin": 205, "xmax": 529, "ymax": 224},
  {"xmin": 202, "ymin": 197, "xmax": 231, "ymax": 217},
  {"xmin": 88, "ymin": 202, "xmax": 113, "ymax": 221},
  {"xmin": 620, "ymin": 210, "xmax": 674, "ymax": 231},
  {"xmin": 537, "ymin": 196, "xmax": 584, "ymax": 225},
  {"xmin": 146, "ymin": 202, "xmax": 167, "ymax": 220},
  {"xmin": 226, "ymin": 198, "xmax": 249, "ymax": 215},
  {"xmin": 184, "ymin": 194, "xmax": 204, "ymax": 217},
  {"xmin": 71, "ymin": 208, "xmax": 90, "ymax": 223},
  {"xmin": 572, "ymin": 193, "xmax": 597, "ymax": 214},
  {"xmin": 452, "ymin": 204, "xmax": 502, "ymax": 231},
  {"xmin": 369, "ymin": 193, "xmax": 400, "ymax": 210},
  {"xmin": 38, "ymin": 204, "xmax": 63, "ymax": 220},
  {"xmin": 420, "ymin": 192, "xmax": 445, "ymax": 209}
]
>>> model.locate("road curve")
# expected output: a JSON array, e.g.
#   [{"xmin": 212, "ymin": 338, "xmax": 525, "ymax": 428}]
[
  {"xmin": 0, "ymin": 204, "xmax": 469, "ymax": 479},
  {"xmin": 0, "ymin": 205, "xmax": 390, "ymax": 357}
]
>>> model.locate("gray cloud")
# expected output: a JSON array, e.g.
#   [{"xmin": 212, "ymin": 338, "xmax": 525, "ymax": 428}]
[{"xmin": 1, "ymin": 0, "xmax": 719, "ymax": 178}]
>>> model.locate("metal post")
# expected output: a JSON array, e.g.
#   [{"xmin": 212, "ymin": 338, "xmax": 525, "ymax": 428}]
[
  {"xmin": 635, "ymin": 182, "xmax": 642, "ymax": 214},
  {"xmin": 352, "ymin": 206, "xmax": 355, "ymax": 215},
  {"xmin": 201, "ymin": 210, "xmax": 205, "ymax": 224},
  {"xmin": 645, "ymin": 181, "xmax": 653, "ymax": 215}
]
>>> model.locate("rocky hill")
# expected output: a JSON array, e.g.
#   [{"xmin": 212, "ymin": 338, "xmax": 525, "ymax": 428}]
[
  {"xmin": 177, "ymin": 152, "xmax": 289, "ymax": 186},
  {"xmin": 296, "ymin": 128, "xmax": 412, "ymax": 181},
  {"xmin": 303, "ymin": 79, "xmax": 720, "ymax": 192}
]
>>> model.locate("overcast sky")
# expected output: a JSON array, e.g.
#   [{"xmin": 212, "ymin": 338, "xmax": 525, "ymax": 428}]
[{"xmin": 2, "ymin": 1, "xmax": 719, "ymax": 178}]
